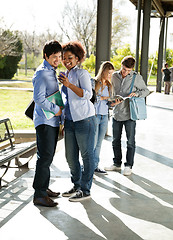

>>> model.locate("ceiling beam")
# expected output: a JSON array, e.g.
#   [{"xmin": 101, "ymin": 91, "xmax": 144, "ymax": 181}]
[{"xmin": 152, "ymin": 0, "xmax": 165, "ymax": 16}]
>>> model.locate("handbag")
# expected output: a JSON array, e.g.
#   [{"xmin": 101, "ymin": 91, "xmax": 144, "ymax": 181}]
[
  {"xmin": 129, "ymin": 74, "xmax": 147, "ymax": 120},
  {"xmin": 90, "ymin": 88, "xmax": 97, "ymax": 104},
  {"xmin": 25, "ymin": 99, "xmax": 35, "ymax": 120}
]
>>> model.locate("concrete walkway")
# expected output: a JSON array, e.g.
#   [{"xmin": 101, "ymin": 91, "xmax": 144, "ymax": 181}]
[{"xmin": 0, "ymin": 92, "xmax": 173, "ymax": 240}]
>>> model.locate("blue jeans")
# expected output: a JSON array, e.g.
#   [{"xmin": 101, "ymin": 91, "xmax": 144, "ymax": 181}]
[
  {"xmin": 64, "ymin": 116, "xmax": 96, "ymax": 195},
  {"xmin": 112, "ymin": 118, "xmax": 136, "ymax": 168},
  {"xmin": 94, "ymin": 114, "xmax": 108, "ymax": 169},
  {"xmin": 33, "ymin": 124, "xmax": 59, "ymax": 198}
]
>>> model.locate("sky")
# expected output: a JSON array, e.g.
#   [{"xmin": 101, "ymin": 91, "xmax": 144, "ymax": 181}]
[{"xmin": 0, "ymin": 0, "xmax": 173, "ymax": 55}]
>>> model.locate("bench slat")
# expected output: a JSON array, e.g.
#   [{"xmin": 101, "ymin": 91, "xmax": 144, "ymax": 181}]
[
  {"xmin": 0, "ymin": 141, "xmax": 36, "ymax": 165},
  {"xmin": 0, "ymin": 118, "xmax": 37, "ymax": 188}
]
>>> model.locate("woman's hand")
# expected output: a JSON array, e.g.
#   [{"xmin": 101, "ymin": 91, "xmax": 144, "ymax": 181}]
[
  {"xmin": 100, "ymin": 96, "xmax": 109, "ymax": 101},
  {"xmin": 58, "ymin": 73, "xmax": 71, "ymax": 88},
  {"xmin": 58, "ymin": 72, "xmax": 83, "ymax": 97}
]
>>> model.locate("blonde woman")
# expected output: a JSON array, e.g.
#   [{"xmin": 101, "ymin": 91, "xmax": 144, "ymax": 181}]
[{"xmin": 93, "ymin": 61, "xmax": 114, "ymax": 174}]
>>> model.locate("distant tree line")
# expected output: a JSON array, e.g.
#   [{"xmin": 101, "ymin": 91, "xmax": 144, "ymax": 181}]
[
  {"xmin": 0, "ymin": 0, "xmax": 130, "ymax": 79},
  {"xmin": 0, "ymin": 1, "xmax": 173, "ymax": 79}
]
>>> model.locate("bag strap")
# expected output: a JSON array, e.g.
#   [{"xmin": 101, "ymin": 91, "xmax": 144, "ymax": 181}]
[{"xmin": 129, "ymin": 73, "xmax": 137, "ymax": 94}]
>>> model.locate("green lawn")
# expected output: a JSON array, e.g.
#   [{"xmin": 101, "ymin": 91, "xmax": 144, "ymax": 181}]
[
  {"xmin": 13, "ymin": 69, "xmax": 35, "ymax": 81},
  {"xmin": 0, "ymin": 70, "xmax": 157, "ymax": 130},
  {"xmin": 0, "ymin": 69, "xmax": 35, "ymax": 130},
  {"xmin": 0, "ymin": 90, "xmax": 34, "ymax": 130},
  {"xmin": 148, "ymin": 75, "xmax": 157, "ymax": 85}
]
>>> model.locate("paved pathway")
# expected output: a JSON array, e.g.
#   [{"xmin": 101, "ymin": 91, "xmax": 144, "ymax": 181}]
[{"xmin": 0, "ymin": 92, "xmax": 173, "ymax": 240}]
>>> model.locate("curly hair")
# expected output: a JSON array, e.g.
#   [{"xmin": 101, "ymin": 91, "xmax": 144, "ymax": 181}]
[{"xmin": 62, "ymin": 41, "xmax": 86, "ymax": 63}]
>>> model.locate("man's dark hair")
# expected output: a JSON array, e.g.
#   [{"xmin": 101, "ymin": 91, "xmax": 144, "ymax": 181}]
[
  {"xmin": 121, "ymin": 56, "xmax": 136, "ymax": 69},
  {"xmin": 43, "ymin": 40, "xmax": 62, "ymax": 59}
]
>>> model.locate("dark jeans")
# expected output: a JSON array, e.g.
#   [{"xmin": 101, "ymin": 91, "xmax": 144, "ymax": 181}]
[
  {"xmin": 33, "ymin": 124, "xmax": 59, "ymax": 198},
  {"xmin": 112, "ymin": 118, "xmax": 136, "ymax": 168}
]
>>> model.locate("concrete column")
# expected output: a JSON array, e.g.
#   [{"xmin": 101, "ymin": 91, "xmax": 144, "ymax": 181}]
[
  {"xmin": 135, "ymin": 0, "xmax": 142, "ymax": 73},
  {"xmin": 163, "ymin": 17, "xmax": 168, "ymax": 63},
  {"xmin": 140, "ymin": 0, "xmax": 152, "ymax": 85},
  {"xmin": 95, "ymin": 0, "xmax": 112, "ymax": 75},
  {"xmin": 156, "ymin": 17, "xmax": 165, "ymax": 92}
]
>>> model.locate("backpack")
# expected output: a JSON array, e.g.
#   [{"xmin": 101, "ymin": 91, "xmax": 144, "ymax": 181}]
[
  {"xmin": 76, "ymin": 70, "xmax": 96, "ymax": 104},
  {"xmin": 90, "ymin": 78, "xmax": 96, "ymax": 103}
]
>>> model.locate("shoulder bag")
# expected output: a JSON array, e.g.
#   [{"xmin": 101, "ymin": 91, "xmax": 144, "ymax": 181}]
[
  {"xmin": 25, "ymin": 99, "xmax": 35, "ymax": 120},
  {"xmin": 129, "ymin": 73, "xmax": 147, "ymax": 121}
]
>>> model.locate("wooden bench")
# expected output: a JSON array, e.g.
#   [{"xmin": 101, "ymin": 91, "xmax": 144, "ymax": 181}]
[{"xmin": 0, "ymin": 118, "xmax": 37, "ymax": 188}]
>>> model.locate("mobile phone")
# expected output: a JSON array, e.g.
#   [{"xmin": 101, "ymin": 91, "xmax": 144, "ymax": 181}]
[
  {"xmin": 59, "ymin": 72, "xmax": 65, "ymax": 78},
  {"xmin": 58, "ymin": 72, "xmax": 65, "ymax": 83}
]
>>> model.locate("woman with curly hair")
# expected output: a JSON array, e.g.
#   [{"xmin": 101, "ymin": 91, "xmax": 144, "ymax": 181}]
[{"xmin": 59, "ymin": 41, "xmax": 96, "ymax": 202}]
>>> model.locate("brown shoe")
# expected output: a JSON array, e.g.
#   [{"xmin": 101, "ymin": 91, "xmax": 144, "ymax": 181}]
[
  {"xmin": 33, "ymin": 196, "xmax": 58, "ymax": 207},
  {"xmin": 47, "ymin": 188, "xmax": 60, "ymax": 198}
]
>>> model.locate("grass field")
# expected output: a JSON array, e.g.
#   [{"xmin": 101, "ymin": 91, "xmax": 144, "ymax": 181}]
[
  {"xmin": 0, "ymin": 70, "xmax": 157, "ymax": 130},
  {"xmin": 13, "ymin": 69, "xmax": 35, "ymax": 81},
  {"xmin": 0, "ymin": 89, "xmax": 34, "ymax": 130},
  {"xmin": 148, "ymin": 75, "xmax": 157, "ymax": 85}
]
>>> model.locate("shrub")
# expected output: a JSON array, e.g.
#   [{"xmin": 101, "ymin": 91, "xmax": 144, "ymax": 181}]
[
  {"xmin": 0, "ymin": 30, "xmax": 23, "ymax": 79},
  {"xmin": 82, "ymin": 54, "xmax": 95, "ymax": 73}
]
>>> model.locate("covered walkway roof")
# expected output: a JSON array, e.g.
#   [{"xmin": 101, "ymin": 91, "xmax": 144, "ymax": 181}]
[
  {"xmin": 130, "ymin": 0, "xmax": 173, "ymax": 17},
  {"xmin": 95, "ymin": 0, "xmax": 173, "ymax": 93}
]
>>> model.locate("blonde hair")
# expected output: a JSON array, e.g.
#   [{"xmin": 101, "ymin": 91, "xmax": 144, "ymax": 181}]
[{"xmin": 95, "ymin": 61, "xmax": 114, "ymax": 96}]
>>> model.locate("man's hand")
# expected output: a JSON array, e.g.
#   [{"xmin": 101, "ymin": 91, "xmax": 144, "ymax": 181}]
[
  {"xmin": 111, "ymin": 99, "xmax": 122, "ymax": 106},
  {"xmin": 128, "ymin": 92, "xmax": 137, "ymax": 97},
  {"xmin": 55, "ymin": 107, "xmax": 62, "ymax": 116}
]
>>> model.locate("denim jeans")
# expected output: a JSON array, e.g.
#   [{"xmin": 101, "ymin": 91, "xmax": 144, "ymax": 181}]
[
  {"xmin": 64, "ymin": 116, "xmax": 96, "ymax": 195},
  {"xmin": 112, "ymin": 118, "xmax": 136, "ymax": 168},
  {"xmin": 33, "ymin": 124, "xmax": 59, "ymax": 198},
  {"xmin": 94, "ymin": 114, "xmax": 108, "ymax": 169}
]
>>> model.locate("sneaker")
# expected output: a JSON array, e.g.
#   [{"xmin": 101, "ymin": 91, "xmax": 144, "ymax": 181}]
[
  {"xmin": 62, "ymin": 187, "xmax": 78, "ymax": 197},
  {"xmin": 69, "ymin": 190, "xmax": 91, "ymax": 202},
  {"xmin": 104, "ymin": 164, "xmax": 121, "ymax": 171},
  {"xmin": 123, "ymin": 166, "xmax": 132, "ymax": 176},
  {"xmin": 95, "ymin": 167, "xmax": 108, "ymax": 175}
]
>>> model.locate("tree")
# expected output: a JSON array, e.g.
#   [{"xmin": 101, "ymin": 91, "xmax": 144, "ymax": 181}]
[
  {"xmin": 148, "ymin": 49, "xmax": 173, "ymax": 76},
  {"xmin": 18, "ymin": 30, "xmax": 63, "ymax": 73},
  {"xmin": 111, "ymin": 8, "xmax": 129, "ymax": 53},
  {"xmin": 20, "ymin": 31, "xmax": 40, "ymax": 56},
  {"xmin": 38, "ymin": 30, "xmax": 63, "ymax": 49},
  {"xmin": 165, "ymin": 48, "xmax": 173, "ymax": 67},
  {"xmin": 82, "ymin": 54, "xmax": 95, "ymax": 73},
  {"xmin": 0, "ymin": 18, "xmax": 22, "ymax": 57},
  {"xmin": 0, "ymin": 30, "xmax": 22, "ymax": 57},
  {"xmin": 58, "ymin": 1, "xmax": 97, "ymax": 58},
  {"xmin": 111, "ymin": 44, "xmax": 134, "ymax": 70},
  {"xmin": 0, "ymin": 29, "xmax": 23, "ymax": 79},
  {"xmin": 58, "ymin": 2, "xmax": 129, "ymax": 58},
  {"xmin": 20, "ymin": 30, "xmax": 63, "ymax": 57}
]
